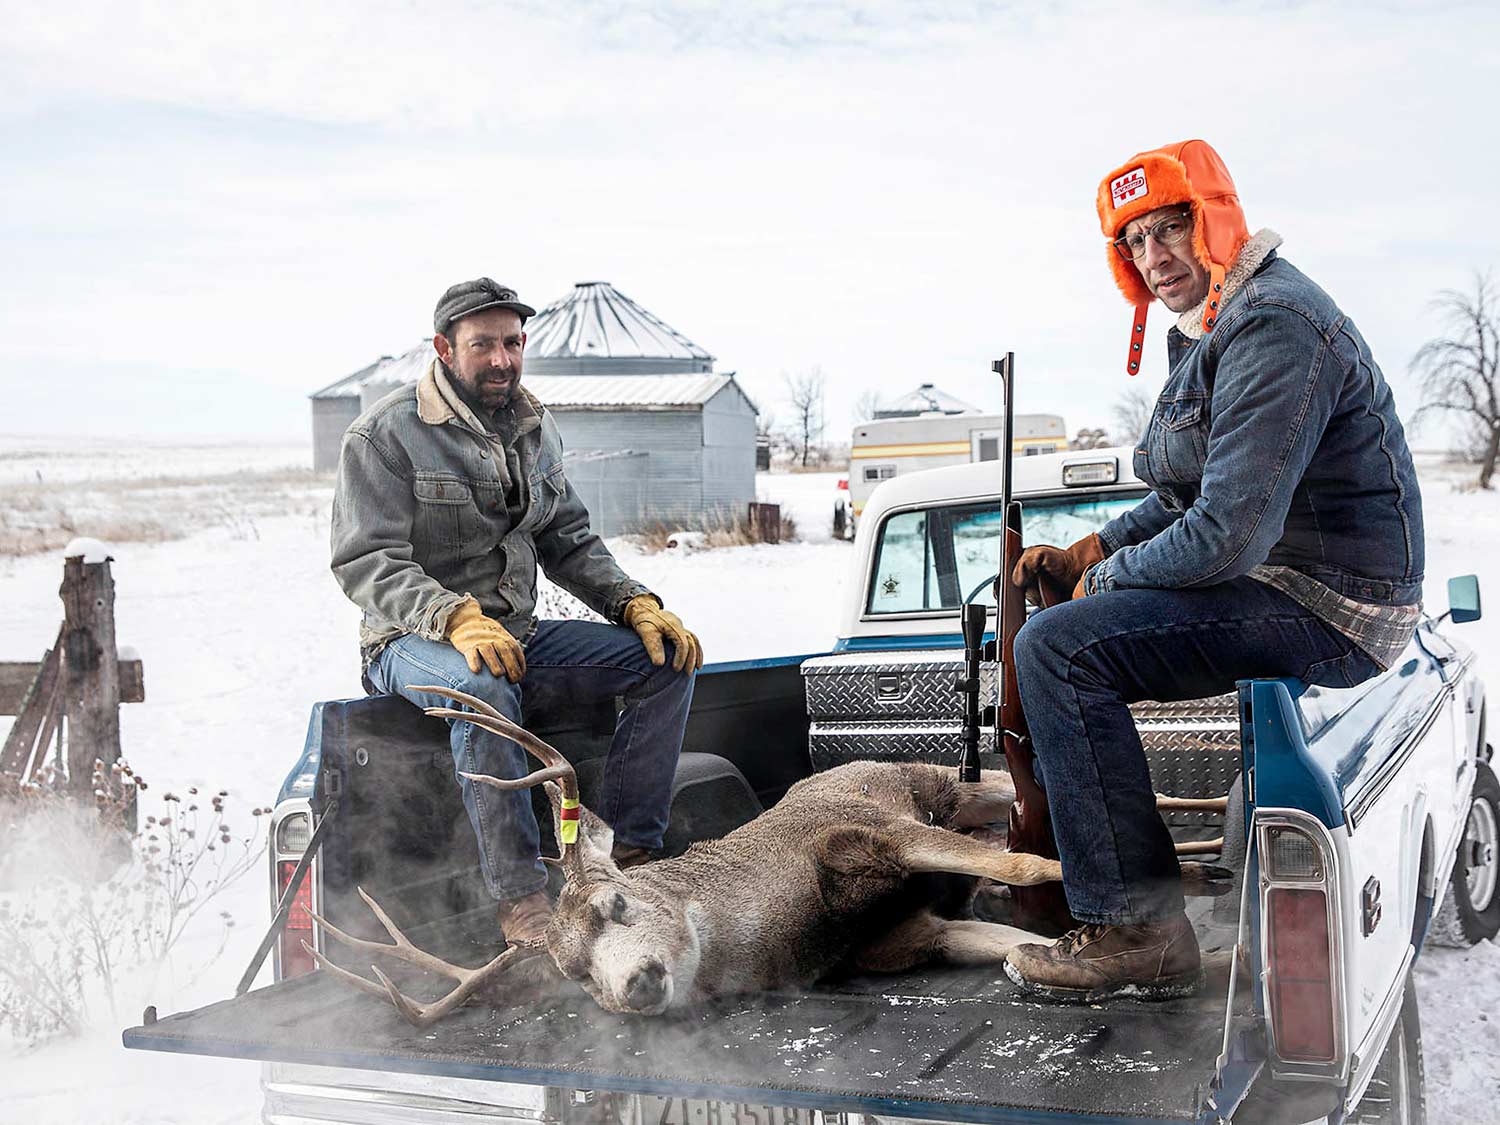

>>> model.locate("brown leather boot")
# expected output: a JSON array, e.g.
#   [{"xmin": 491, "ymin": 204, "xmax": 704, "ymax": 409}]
[
  {"xmin": 1004, "ymin": 913, "xmax": 1202, "ymax": 1003},
  {"xmin": 611, "ymin": 843, "xmax": 654, "ymax": 870},
  {"xmin": 497, "ymin": 890, "xmax": 552, "ymax": 948}
]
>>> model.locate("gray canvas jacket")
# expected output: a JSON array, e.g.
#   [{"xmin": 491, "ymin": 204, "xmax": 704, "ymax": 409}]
[{"xmin": 330, "ymin": 358, "xmax": 654, "ymax": 663}]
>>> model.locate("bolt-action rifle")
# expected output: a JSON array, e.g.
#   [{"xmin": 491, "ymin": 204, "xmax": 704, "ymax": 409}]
[{"xmin": 989, "ymin": 353, "xmax": 1074, "ymax": 934}]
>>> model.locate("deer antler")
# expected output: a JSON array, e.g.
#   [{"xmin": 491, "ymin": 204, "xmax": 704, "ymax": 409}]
[
  {"xmin": 306, "ymin": 886, "xmax": 546, "ymax": 1027},
  {"xmin": 412, "ymin": 685, "xmax": 585, "ymax": 877}
]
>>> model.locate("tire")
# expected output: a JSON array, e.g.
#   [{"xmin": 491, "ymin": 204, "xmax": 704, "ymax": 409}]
[
  {"xmin": 1347, "ymin": 978, "xmax": 1426, "ymax": 1125},
  {"xmin": 1429, "ymin": 758, "xmax": 1500, "ymax": 947}
]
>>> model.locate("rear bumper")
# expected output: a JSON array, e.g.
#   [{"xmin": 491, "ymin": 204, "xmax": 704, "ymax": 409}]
[{"xmin": 261, "ymin": 1062, "xmax": 553, "ymax": 1125}]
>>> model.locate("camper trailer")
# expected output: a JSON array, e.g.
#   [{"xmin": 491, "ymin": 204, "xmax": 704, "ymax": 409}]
[{"xmin": 847, "ymin": 411, "xmax": 1065, "ymax": 525}]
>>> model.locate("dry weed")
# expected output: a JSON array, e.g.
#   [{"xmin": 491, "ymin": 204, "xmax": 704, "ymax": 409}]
[
  {"xmin": 633, "ymin": 508, "xmax": 798, "ymax": 554},
  {"xmin": 535, "ymin": 582, "xmax": 605, "ymax": 622},
  {"xmin": 0, "ymin": 468, "xmax": 332, "ymax": 557},
  {"xmin": 0, "ymin": 761, "xmax": 268, "ymax": 1044}
]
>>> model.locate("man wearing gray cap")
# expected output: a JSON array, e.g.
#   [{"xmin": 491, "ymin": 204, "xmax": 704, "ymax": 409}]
[{"xmin": 331, "ymin": 278, "xmax": 704, "ymax": 946}]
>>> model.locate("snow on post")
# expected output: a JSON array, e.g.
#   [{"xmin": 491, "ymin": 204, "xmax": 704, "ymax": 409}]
[{"xmin": 62, "ymin": 536, "xmax": 113, "ymax": 564}]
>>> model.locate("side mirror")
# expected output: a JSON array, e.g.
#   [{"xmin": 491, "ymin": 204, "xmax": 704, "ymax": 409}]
[{"xmin": 1448, "ymin": 574, "xmax": 1482, "ymax": 624}]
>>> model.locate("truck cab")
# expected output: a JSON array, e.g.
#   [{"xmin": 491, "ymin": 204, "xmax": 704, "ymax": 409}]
[{"xmin": 125, "ymin": 449, "xmax": 1495, "ymax": 1125}]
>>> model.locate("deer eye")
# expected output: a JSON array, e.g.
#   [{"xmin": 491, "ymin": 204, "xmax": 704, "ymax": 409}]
[{"xmin": 610, "ymin": 892, "xmax": 628, "ymax": 924}]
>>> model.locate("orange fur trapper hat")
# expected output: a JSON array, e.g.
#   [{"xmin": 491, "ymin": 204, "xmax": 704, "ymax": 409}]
[{"xmin": 1096, "ymin": 139, "xmax": 1251, "ymax": 374}]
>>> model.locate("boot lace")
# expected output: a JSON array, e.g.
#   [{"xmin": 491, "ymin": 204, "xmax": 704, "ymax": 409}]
[{"xmin": 1061, "ymin": 923, "xmax": 1110, "ymax": 955}]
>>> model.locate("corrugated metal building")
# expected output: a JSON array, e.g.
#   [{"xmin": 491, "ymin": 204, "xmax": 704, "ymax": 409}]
[
  {"xmin": 540, "ymin": 374, "xmax": 757, "ymax": 532},
  {"xmin": 310, "ymin": 346, "xmax": 433, "ymax": 472},
  {"xmin": 309, "ymin": 283, "xmax": 756, "ymax": 532},
  {"xmin": 525, "ymin": 281, "xmax": 715, "ymax": 376}
]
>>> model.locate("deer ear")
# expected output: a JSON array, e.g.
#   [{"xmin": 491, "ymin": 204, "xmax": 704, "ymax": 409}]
[
  {"xmin": 575, "ymin": 805, "xmax": 615, "ymax": 860},
  {"xmin": 542, "ymin": 783, "xmax": 615, "ymax": 862}
]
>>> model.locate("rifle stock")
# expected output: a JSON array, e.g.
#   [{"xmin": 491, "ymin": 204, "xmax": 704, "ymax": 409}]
[{"xmin": 999, "ymin": 500, "xmax": 1075, "ymax": 934}]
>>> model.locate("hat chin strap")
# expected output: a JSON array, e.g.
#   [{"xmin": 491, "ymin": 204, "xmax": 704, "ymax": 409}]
[
  {"xmin": 1201, "ymin": 262, "xmax": 1226, "ymax": 334},
  {"xmin": 1123, "ymin": 261, "xmax": 1229, "ymax": 376},
  {"xmin": 1125, "ymin": 302, "xmax": 1149, "ymax": 375}
]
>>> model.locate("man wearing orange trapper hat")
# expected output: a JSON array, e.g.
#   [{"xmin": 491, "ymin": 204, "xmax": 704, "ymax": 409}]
[{"xmin": 1004, "ymin": 140, "xmax": 1425, "ymax": 1002}]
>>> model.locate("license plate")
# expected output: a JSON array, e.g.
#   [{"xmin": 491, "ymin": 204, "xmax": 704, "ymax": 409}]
[{"xmin": 637, "ymin": 1096, "xmax": 813, "ymax": 1125}]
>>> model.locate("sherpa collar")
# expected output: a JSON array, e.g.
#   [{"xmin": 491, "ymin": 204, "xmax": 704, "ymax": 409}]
[
  {"xmin": 416, "ymin": 357, "xmax": 543, "ymax": 438},
  {"xmin": 1176, "ymin": 229, "xmax": 1283, "ymax": 340}
]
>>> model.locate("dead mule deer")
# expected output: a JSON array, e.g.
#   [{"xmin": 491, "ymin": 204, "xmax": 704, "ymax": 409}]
[{"xmin": 309, "ymin": 686, "xmax": 1062, "ymax": 1024}]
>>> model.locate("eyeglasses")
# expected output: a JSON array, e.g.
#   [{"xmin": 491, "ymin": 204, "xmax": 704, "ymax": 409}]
[{"xmin": 1113, "ymin": 210, "xmax": 1192, "ymax": 261}]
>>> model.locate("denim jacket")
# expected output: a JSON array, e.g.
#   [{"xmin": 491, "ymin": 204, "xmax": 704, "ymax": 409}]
[
  {"xmin": 1092, "ymin": 249, "xmax": 1424, "ymax": 608},
  {"xmin": 331, "ymin": 360, "xmax": 653, "ymax": 661}
]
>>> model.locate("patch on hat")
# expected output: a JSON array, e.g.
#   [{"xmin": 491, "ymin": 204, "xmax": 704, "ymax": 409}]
[{"xmin": 1110, "ymin": 167, "xmax": 1148, "ymax": 209}]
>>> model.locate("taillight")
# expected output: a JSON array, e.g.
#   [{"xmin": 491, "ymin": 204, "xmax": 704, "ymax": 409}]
[
  {"xmin": 1267, "ymin": 887, "xmax": 1336, "ymax": 1061},
  {"xmin": 1258, "ymin": 815, "xmax": 1344, "ymax": 1075},
  {"xmin": 272, "ymin": 808, "xmax": 316, "ymax": 981},
  {"xmin": 277, "ymin": 860, "xmax": 316, "ymax": 979},
  {"xmin": 838, "ymin": 477, "xmax": 848, "ymax": 490}
]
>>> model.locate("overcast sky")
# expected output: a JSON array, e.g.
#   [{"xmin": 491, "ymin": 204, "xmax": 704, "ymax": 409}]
[{"xmin": 2, "ymin": 1, "xmax": 1497, "ymax": 447}]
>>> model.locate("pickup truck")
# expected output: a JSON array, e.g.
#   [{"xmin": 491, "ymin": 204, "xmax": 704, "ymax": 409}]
[{"xmin": 124, "ymin": 448, "xmax": 1497, "ymax": 1125}]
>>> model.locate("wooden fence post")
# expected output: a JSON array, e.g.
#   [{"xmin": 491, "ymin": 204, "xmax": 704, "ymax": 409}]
[
  {"xmin": 59, "ymin": 551, "xmax": 122, "ymax": 798},
  {"xmin": 747, "ymin": 502, "xmax": 782, "ymax": 544}
]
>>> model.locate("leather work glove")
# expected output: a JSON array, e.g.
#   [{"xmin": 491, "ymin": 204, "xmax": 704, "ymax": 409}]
[
  {"xmin": 445, "ymin": 601, "xmax": 527, "ymax": 682},
  {"xmin": 623, "ymin": 595, "xmax": 704, "ymax": 672},
  {"xmin": 1011, "ymin": 532, "xmax": 1107, "ymax": 606}
]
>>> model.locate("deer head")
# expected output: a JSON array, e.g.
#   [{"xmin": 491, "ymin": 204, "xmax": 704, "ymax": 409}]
[
  {"xmin": 531, "ymin": 782, "xmax": 701, "ymax": 1014},
  {"xmin": 321, "ymin": 686, "xmax": 702, "ymax": 1020}
]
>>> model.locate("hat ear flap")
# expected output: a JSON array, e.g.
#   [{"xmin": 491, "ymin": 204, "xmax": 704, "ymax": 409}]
[
  {"xmin": 1107, "ymin": 244, "xmax": 1154, "ymax": 306},
  {"xmin": 1188, "ymin": 198, "xmax": 1212, "ymax": 272}
]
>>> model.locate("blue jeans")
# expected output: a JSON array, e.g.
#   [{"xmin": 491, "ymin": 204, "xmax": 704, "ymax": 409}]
[
  {"xmin": 1013, "ymin": 577, "xmax": 1379, "ymax": 925},
  {"xmin": 369, "ymin": 619, "xmax": 695, "ymax": 903}
]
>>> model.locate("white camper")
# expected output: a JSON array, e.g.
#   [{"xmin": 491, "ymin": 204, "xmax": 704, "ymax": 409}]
[{"xmin": 847, "ymin": 411, "xmax": 1065, "ymax": 522}]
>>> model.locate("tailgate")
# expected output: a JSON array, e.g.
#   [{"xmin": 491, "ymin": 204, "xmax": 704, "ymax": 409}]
[{"xmin": 125, "ymin": 963, "xmax": 1231, "ymax": 1123}]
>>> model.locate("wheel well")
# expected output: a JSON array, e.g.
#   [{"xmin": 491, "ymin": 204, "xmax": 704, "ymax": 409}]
[
  {"xmin": 1412, "ymin": 817, "xmax": 1438, "ymax": 948},
  {"xmin": 1477, "ymin": 696, "xmax": 1490, "ymax": 763}
]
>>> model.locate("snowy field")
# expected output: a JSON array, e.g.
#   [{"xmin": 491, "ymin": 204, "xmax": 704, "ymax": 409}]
[
  {"xmin": 0, "ymin": 434, "xmax": 324, "ymax": 557},
  {"xmin": 1, "ymin": 441, "xmax": 1497, "ymax": 1122}
]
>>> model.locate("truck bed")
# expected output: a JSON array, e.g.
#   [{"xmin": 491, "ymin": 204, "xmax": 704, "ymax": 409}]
[
  {"xmin": 126, "ymin": 932, "xmax": 1242, "ymax": 1124},
  {"xmin": 124, "ymin": 669, "xmax": 1254, "ymax": 1123}
]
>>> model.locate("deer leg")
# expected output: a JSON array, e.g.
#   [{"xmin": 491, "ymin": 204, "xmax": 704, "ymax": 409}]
[
  {"xmin": 951, "ymin": 769, "xmax": 1018, "ymax": 829},
  {"xmin": 852, "ymin": 910, "xmax": 1047, "ymax": 973},
  {"xmin": 852, "ymin": 910, "xmax": 945, "ymax": 973},
  {"xmin": 893, "ymin": 822, "xmax": 1063, "ymax": 886},
  {"xmin": 933, "ymin": 920, "xmax": 1050, "ymax": 965},
  {"xmin": 1179, "ymin": 861, "xmax": 1235, "ymax": 897}
]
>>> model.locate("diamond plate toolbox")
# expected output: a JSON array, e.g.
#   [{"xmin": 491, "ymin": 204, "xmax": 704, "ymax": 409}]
[
  {"xmin": 802, "ymin": 650, "xmax": 997, "ymax": 720},
  {"xmin": 800, "ymin": 650, "xmax": 1000, "ymax": 771},
  {"xmin": 800, "ymin": 651, "xmax": 1239, "ymax": 826}
]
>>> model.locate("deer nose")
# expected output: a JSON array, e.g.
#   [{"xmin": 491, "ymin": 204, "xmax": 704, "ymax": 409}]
[{"xmin": 624, "ymin": 960, "xmax": 668, "ymax": 1011}]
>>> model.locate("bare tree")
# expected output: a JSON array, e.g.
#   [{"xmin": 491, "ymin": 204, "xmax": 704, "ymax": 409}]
[
  {"xmin": 782, "ymin": 368, "xmax": 827, "ymax": 468},
  {"xmin": 1069, "ymin": 428, "xmax": 1110, "ymax": 450},
  {"xmin": 853, "ymin": 389, "xmax": 883, "ymax": 424},
  {"xmin": 1413, "ymin": 272, "xmax": 1500, "ymax": 488},
  {"xmin": 1111, "ymin": 387, "xmax": 1154, "ymax": 447}
]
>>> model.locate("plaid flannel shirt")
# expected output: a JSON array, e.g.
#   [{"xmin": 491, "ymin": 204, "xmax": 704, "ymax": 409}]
[{"xmin": 1248, "ymin": 565, "xmax": 1420, "ymax": 671}]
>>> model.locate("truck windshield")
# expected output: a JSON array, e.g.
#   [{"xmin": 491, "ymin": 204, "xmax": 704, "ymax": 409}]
[{"xmin": 866, "ymin": 492, "xmax": 1146, "ymax": 615}]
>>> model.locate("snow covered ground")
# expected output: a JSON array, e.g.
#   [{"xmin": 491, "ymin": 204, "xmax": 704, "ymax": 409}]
[{"xmin": 0, "ymin": 443, "xmax": 1497, "ymax": 1122}]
